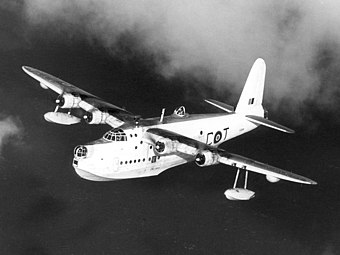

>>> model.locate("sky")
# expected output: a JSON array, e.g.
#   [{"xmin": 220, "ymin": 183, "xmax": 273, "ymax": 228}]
[{"xmin": 0, "ymin": 0, "xmax": 340, "ymax": 254}]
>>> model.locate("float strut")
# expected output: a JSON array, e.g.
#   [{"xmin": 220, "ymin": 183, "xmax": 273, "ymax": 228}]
[
  {"xmin": 233, "ymin": 168, "xmax": 240, "ymax": 189},
  {"xmin": 244, "ymin": 170, "xmax": 249, "ymax": 189}
]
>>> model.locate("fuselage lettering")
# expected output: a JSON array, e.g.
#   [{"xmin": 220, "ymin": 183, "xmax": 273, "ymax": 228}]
[
  {"xmin": 206, "ymin": 132, "xmax": 214, "ymax": 145},
  {"xmin": 214, "ymin": 131, "xmax": 222, "ymax": 144},
  {"xmin": 206, "ymin": 127, "xmax": 229, "ymax": 145}
]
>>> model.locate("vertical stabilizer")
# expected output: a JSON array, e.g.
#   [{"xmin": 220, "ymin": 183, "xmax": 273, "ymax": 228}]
[{"xmin": 235, "ymin": 58, "xmax": 266, "ymax": 116}]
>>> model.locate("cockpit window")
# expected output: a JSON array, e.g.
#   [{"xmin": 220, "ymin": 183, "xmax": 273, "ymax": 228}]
[
  {"xmin": 103, "ymin": 128, "xmax": 127, "ymax": 142},
  {"xmin": 173, "ymin": 106, "xmax": 186, "ymax": 117}
]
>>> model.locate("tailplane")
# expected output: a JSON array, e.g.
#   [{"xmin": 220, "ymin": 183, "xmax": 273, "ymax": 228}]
[
  {"xmin": 205, "ymin": 58, "xmax": 294, "ymax": 134},
  {"xmin": 235, "ymin": 58, "xmax": 266, "ymax": 116}
]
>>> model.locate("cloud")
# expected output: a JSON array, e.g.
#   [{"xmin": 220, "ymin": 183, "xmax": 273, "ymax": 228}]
[
  {"xmin": 21, "ymin": 0, "xmax": 340, "ymax": 123},
  {"xmin": 0, "ymin": 115, "xmax": 23, "ymax": 153}
]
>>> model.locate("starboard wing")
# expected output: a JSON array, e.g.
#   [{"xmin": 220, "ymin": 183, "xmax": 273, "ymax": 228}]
[
  {"xmin": 144, "ymin": 128, "xmax": 316, "ymax": 185},
  {"xmin": 22, "ymin": 66, "xmax": 136, "ymax": 126},
  {"xmin": 218, "ymin": 151, "xmax": 317, "ymax": 184}
]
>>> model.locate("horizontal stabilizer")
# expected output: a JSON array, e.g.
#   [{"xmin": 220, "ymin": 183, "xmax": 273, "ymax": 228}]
[
  {"xmin": 246, "ymin": 115, "xmax": 294, "ymax": 134},
  {"xmin": 205, "ymin": 99, "xmax": 235, "ymax": 113}
]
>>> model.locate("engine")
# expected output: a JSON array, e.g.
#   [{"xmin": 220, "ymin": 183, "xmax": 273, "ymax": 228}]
[
  {"xmin": 56, "ymin": 93, "xmax": 81, "ymax": 109},
  {"xmin": 83, "ymin": 110, "xmax": 109, "ymax": 125},
  {"xmin": 195, "ymin": 151, "xmax": 219, "ymax": 167},
  {"xmin": 154, "ymin": 138, "xmax": 178, "ymax": 155},
  {"xmin": 266, "ymin": 175, "xmax": 280, "ymax": 183}
]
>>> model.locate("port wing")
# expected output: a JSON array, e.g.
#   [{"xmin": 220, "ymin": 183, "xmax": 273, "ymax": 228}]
[{"xmin": 22, "ymin": 66, "xmax": 136, "ymax": 127}]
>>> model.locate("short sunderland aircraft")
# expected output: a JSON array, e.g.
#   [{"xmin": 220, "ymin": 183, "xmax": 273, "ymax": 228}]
[{"xmin": 23, "ymin": 58, "xmax": 316, "ymax": 200}]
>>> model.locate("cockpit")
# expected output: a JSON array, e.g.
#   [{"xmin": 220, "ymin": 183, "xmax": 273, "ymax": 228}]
[
  {"xmin": 173, "ymin": 106, "xmax": 188, "ymax": 118},
  {"xmin": 103, "ymin": 128, "xmax": 128, "ymax": 142}
]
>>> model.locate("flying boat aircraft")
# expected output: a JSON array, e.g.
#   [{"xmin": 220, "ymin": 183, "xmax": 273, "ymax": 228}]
[{"xmin": 22, "ymin": 58, "xmax": 316, "ymax": 200}]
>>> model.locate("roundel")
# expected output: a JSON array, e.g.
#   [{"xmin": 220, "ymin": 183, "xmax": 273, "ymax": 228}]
[{"xmin": 214, "ymin": 131, "xmax": 222, "ymax": 144}]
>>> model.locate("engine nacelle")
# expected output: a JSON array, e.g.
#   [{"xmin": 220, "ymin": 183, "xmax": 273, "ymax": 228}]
[
  {"xmin": 83, "ymin": 110, "xmax": 109, "ymax": 125},
  {"xmin": 266, "ymin": 175, "xmax": 280, "ymax": 183},
  {"xmin": 195, "ymin": 151, "xmax": 219, "ymax": 167},
  {"xmin": 56, "ymin": 93, "xmax": 81, "ymax": 109},
  {"xmin": 154, "ymin": 138, "xmax": 178, "ymax": 155}
]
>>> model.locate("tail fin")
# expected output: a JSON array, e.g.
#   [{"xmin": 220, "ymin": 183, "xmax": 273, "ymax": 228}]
[
  {"xmin": 235, "ymin": 58, "xmax": 266, "ymax": 116},
  {"xmin": 205, "ymin": 58, "xmax": 294, "ymax": 133}
]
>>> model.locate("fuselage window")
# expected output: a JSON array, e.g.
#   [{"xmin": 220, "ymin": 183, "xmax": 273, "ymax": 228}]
[{"xmin": 74, "ymin": 146, "xmax": 87, "ymax": 158}]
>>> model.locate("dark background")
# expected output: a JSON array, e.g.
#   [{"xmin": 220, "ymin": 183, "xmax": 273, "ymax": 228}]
[{"xmin": 0, "ymin": 2, "xmax": 340, "ymax": 255}]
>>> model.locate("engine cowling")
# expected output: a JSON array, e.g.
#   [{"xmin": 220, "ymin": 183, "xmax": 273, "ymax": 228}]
[
  {"xmin": 83, "ymin": 110, "xmax": 109, "ymax": 125},
  {"xmin": 195, "ymin": 151, "xmax": 219, "ymax": 167},
  {"xmin": 56, "ymin": 93, "xmax": 81, "ymax": 109},
  {"xmin": 154, "ymin": 138, "xmax": 178, "ymax": 155},
  {"xmin": 266, "ymin": 175, "xmax": 280, "ymax": 183}
]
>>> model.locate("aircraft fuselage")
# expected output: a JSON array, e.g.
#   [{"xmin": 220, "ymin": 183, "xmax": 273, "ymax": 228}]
[{"xmin": 73, "ymin": 112, "xmax": 258, "ymax": 181}]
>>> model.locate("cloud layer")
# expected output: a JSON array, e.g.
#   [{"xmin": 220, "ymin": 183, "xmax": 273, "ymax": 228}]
[
  {"xmin": 0, "ymin": 115, "xmax": 23, "ymax": 153},
  {"xmin": 22, "ymin": 0, "xmax": 340, "ymax": 121}
]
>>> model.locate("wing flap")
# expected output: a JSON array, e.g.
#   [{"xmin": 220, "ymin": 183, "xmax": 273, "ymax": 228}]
[{"xmin": 218, "ymin": 152, "xmax": 317, "ymax": 185}]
